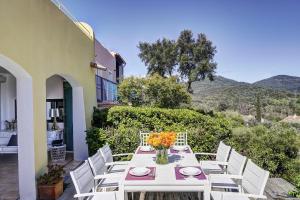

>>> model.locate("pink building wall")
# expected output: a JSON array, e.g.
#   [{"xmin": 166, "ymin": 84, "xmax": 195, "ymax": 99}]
[{"xmin": 94, "ymin": 39, "xmax": 116, "ymax": 83}]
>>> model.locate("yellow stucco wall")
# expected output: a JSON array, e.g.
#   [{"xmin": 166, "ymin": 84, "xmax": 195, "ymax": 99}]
[{"xmin": 0, "ymin": 0, "xmax": 97, "ymax": 175}]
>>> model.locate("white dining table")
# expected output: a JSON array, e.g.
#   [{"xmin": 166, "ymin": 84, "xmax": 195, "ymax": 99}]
[{"xmin": 121, "ymin": 146, "xmax": 210, "ymax": 200}]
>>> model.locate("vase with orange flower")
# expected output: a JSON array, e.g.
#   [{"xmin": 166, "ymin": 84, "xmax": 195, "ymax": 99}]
[{"xmin": 147, "ymin": 131, "xmax": 177, "ymax": 164}]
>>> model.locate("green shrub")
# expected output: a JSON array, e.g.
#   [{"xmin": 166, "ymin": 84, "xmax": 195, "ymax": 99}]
[
  {"xmin": 228, "ymin": 123, "xmax": 300, "ymax": 184},
  {"xmin": 288, "ymin": 174, "xmax": 300, "ymax": 198},
  {"xmin": 118, "ymin": 75, "xmax": 191, "ymax": 108},
  {"xmin": 87, "ymin": 106, "xmax": 232, "ymax": 155},
  {"xmin": 86, "ymin": 127, "xmax": 107, "ymax": 155},
  {"xmin": 91, "ymin": 107, "xmax": 111, "ymax": 128},
  {"xmin": 86, "ymin": 106, "xmax": 300, "ymax": 186}
]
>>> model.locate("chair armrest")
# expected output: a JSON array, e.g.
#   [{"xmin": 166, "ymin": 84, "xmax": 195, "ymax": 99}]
[
  {"xmin": 202, "ymin": 161, "xmax": 228, "ymax": 166},
  {"xmin": 105, "ymin": 161, "xmax": 130, "ymax": 166},
  {"xmin": 194, "ymin": 152, "xmax": 217, "ymax": 156},
  {"xmin": 112, "ymin": 153, "xmax": 134, "ymax": 157},
  {"xmin": 74, "ymin": 191, "xmax": 117, "ymax": 198},
  {"xmin": 219, "ymin": 192, "xmax": 267, "ymax": 199},
  {"xmin": 209, "ymin": 174, "xmax": 243, "ymax": 180},
  {"xmin": 94, "ymin": 173, "xmax": 122, "ymax": 180}
]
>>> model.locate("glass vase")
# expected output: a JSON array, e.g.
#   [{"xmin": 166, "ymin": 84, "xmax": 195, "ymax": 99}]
[{"xmin": 156, "ymin": 149, "xmax": 169, "ymax": 164}]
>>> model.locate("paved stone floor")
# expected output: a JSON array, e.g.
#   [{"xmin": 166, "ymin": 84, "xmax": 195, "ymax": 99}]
[
  {"xmin": 0, "ymin": 153, "xmax": 79, "ymax": 200},
  {"xmin": 0, "ymin": 154, "xmax": 19, "ymax": 200}
]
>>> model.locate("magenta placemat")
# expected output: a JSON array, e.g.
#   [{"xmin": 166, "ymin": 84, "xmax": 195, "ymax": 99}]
[
  {"xmin": 170, "ymin": 148, "xmax": 191, "ymax": 154},
  {"xmin": 136, "ymin": 147, "xmax": 156, "ymax": 154},
  {"xmin": 125, "ymin": 167, "xmax": 156, "ymax": 181},
  {"xmin": 175, "ymin": 166, "xmax": 206, "ymax": 180}
]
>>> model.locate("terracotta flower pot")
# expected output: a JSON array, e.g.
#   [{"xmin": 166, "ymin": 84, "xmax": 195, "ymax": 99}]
[{"xmin": 38, "ymin": 178, "xmax": 63, "ymax": 200}]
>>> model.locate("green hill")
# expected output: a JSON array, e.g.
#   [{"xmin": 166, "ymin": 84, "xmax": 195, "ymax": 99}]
[
  {"xmin": 191, "ymin": 75, "xmax": 298, "ymax": 121},
  {"xmin": 254, "ymin": 75, "xmax": 300, "ymax": 92}
]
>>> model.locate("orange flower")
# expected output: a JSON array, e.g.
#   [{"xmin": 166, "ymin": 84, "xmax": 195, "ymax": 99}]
[{"xmin": 147, "ymin": 131, "xmax": 177, "ymax": 149}]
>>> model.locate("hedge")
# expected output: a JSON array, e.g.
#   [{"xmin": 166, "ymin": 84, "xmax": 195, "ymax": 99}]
[{"xmin": 87, "ymin": 106, "xmax": 233, "ymax": 156}]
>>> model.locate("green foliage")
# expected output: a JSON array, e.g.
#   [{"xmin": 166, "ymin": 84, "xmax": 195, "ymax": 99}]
[
  {"xmin": 177, "ymin": 30, "xmax": 217, "ymax": 93},
  {"xmin": 144, "ymin": 74, "xmax": 191, "ymax": 108},
  {"xmin": 91, "ymin": 107, "xmax": 111, "ymax": 128},
  {"xmin": 107, "ymin": 106, "xmax": 232, "ymax": 153},
  {"xmin": 218, "ymin": 102, "xmax": 229, "ymax": 112},
  {"xmin": 191, "ymin": 76, "xmax": 298, "ymax": 121},
  {"xmin": 288, "ymin": 174, "xmax": 300, "ymax": 198},
  {"xmin": 37, "ymin": 165, "xmax": 64, "ymax": 185},
  {"xmin": 138, "ymin": 38, "xmax": 177, "ymax": 77},
  {"xmin": 86, "ymin": 127, "xmax": 107, "ymax": 155},
  {"xmin": 118, "ymin": 74, "xmax": 191, "ymax": 108},
  {"xmin": 86, "ymin": 105, "xmax": 300, "ymax": 187},
  {"xmin": 138, "ymin": 30, "xmax": 217, "ymax": 93},
  {"xmin": 221, "ymin": 111, "xmax": 245, "ymax": 127},
  {"xmin": 228, "ymin": 123, "xmax": 300, "ymax": 184},
  {"xmin": 289, "ymin": 97, "xmax": 300, "ymax": 115},
  {"xmin": 255, "ymin": 94, "xmax": 262, "ymax": 122},
  {"xmin": 118, "ymin": 76, "xmax": 145, "ymax": 106},
  {"xmin": 86, "ymin": 106, "xmax": 232, "ymax": 155}
]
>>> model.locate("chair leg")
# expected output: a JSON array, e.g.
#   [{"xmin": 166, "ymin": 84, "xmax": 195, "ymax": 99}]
[{"xmin": 124, "ymin": 192, "xmax": 129, "ymax": 200}]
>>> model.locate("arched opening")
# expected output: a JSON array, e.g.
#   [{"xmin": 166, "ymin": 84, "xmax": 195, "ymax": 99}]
[
  {"xmin": 0, "ymin": 66, "xmax": 18, "ymax": 199},
  {"xmin": 0, "ymin": 54, "xmax": 35, "ymax": 200},
  {"xmin": 46, "ymin": 74, "xmax": 88, "ymax": 164}
]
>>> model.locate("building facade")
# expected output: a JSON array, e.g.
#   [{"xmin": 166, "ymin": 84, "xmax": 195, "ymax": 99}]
[
  {"xmin": 0, "ymin": 0, "xmax": 124, "ymax": 199},
  {"xmin": 94, "ymin": 40, "xmax": 126, "ymax": 107}
]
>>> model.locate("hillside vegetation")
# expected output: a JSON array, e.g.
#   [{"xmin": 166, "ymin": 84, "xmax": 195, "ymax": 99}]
[
  {"xmin": 192, "ymin": 75, "xmax": 299, "ymax": 121},
  {"xmin": 254, "ymin": 75, "xmax": 300, "ymax": 92}
]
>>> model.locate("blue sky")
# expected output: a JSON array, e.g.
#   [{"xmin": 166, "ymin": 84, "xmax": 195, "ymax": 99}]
[{"xmin": 61, "ymin": 0, "xmax": 300, "ymax": 83}]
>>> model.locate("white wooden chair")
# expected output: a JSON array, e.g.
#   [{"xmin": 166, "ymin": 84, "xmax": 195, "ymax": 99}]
[
  {"xmin": 210, "ymin": 159, "xmax": 269, "ymax": 200},
  {"xmin": 70, "ymin": 160, "xmax": 123, "ymax": 200},
  {"xmin": 139, "ymin": 132, "xmax": 150, "ymax": 146},
  {"xmin": 174, "ymin": 132, "xmax": 188, "ymax": 146},
  {"xmin": 194, "ymin": 141, "xmax": 231, "ymax": 173},
  {"xmin": 209, "ymin": 149, "xmax": 247, "ymax": 190},
  {"xmin": 100, "ymin": 144, "xmax": 133, "ymax": 173}
]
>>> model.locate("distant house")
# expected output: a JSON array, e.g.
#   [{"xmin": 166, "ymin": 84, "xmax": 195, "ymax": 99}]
[
  {"xmin": 94, "ymin": 39, "xmax": 126, "ymax": 107},
  {"xmin": 281, "ymin": 115, "xmax": 300, "ymax": 124}
]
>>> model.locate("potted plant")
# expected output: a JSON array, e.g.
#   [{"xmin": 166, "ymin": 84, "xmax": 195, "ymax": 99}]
[
  {"xmin": 37, "ymin": 165, "xmax": 64, "ymax": 200},
  {"xmin": 147, "ymin": 131, "xmax": 177, "ymax": 164}
]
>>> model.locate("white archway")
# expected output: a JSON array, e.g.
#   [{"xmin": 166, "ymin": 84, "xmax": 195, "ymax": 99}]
[
  {"xmin": 0, "ymin": 54, "xmax": 36, "ymax": 200},
  {"xmin": 47, "ymin": 73, "xmax": 88, "ymax": 161}
]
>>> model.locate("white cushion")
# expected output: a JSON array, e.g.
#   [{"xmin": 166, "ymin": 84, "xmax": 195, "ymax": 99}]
[
  {"xmin": 0, "ymin": 137, "xmax": 10, "ymax": 146},
  {"xmin": 211, "ymin": 192, "xmax": 249, "ymax": 200},
  {"xmin": 0, "ymin": 146, "xmax": 18, "ymax": 153}
]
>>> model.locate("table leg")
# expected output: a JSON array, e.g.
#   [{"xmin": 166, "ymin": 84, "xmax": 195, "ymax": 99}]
[
  {"xmin": 139, "ymin": 192, "xmax": 146, "ymax": 200},
  {"xmin": 204, "ymin": 182, "xmax": 210, "ymax": 200},
  {"xmin": 124, "ymin": 192, "xmax": 129, "ymax": 200}
]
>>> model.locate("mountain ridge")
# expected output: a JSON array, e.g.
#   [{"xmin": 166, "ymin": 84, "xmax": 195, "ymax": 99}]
[{"xmin": 191, "ymin": 74, "xmax": 299, "ymax": 121}]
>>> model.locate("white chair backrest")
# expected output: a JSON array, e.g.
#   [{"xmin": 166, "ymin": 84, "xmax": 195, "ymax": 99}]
[
  {"xmin": 140, "ymin": 132, "xmax": 150, "ymax": 146},
  {"xmin": 88, "ymin": 150, "xmax": 107, "ymax": 176},
  {"xmin": 216, "ymin": 141, "xmax": 231, "ymax": 162},
  {"xmin": 70, "ymin": 160, "xmax": 94, "ymax": 195},
  {"xmin": 227, "ymin": 149, "xmax": 247, "ymax": 175},
  {"xmin": 242, "ymin": 159, "xmax": 269, "ymax": 195},
  {"xmin": 100, "ymin": 144, "xmax": 113, "ymax": 163},
  {"xmin": 174, "ymin": 132, "xmax": 188, "ymax": 146}
]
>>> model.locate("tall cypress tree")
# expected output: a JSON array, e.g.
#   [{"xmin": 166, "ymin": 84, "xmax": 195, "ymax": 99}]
[{"xmin": 255, "ymin": 94, "xmax": 262, "ymax": 123}]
